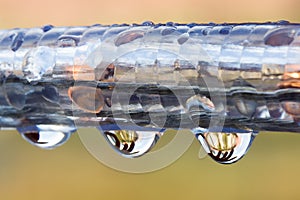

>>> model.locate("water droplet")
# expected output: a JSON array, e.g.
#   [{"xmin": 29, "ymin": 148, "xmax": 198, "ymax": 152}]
[
  {"xmin": 99, "ymin": 126, "xmax": 164, "ymax": 158},
  {"xmin": 165, "ymin": 21, "xmax": 173, "ymax": 26},
  {"xmin": 219, "ymin": 26, "xmax": 231, "ymax": 35},
  {"xmin": 4, "ymin": 82, "xmax": 26, "ymax": 110},
  {"xmin": 277, "ymin": 20, "xmax": 290, "ymax": 25},
  {"xmin": 22, "ymin": 46, "xmax": 56, "ymax": 82},
  {"xmin": 264, "ymin": 28, "xmax": 295, "ymax": 46},
  {"xmin": 17, "ymin": 125, "xmax": 76, "ymax": 149},
  {"xmin": 177, "ymin": 33, "xmax": 189, "ymax": 45},
  {"xmin": 186, "ymin": 95, "xmax": 215, "ymax": 124},
  {"xmin": 42, "ymin": 85, "xmax": 59, "ymax": 103},
  {"xmin": 233, "ymin": 95, "xmax": 257, "ymax": 117},
  {"xmin": 68, "ymin": 86, "xmax": 104, "ymax": 113},
  {"xmin": 98, "ymin": 63, "xmax": 114, "ymax": 81},
  {"xmin": 42, "ymin": 25, "xmax": 54, "ymax": 32},
  {"xmin": 115, "ymin": 30, "xmax": 144, "ymax": 46},
  {"xmin": 142, "ymin": 21, "xmax": 154, "ymax": 26},
  {"xmin": 10, "ymin": 32, "xmax": 25, "ymax": 52},
  {"xmin": 161, "ymin": 27, "xmax": 176, "ymax": 36},
  {"xmin": 57, "ymin": 36, "xmax": 79, "ymax": 47},
  {"xmin": 192, "ymin": 127, "xmax": 257, "ymax": 164},
  {"xmin": 282, "ymin": 101, "xmax": 300, "ymax": 117},
  {"xmin": 186, "ymin": 95, "xmax": 215, "ymax": 112}
]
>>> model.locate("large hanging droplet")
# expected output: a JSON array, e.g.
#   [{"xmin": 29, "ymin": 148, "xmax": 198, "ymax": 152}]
[
  {"xmin": 17, "ymin": 125, "xmax": 77, "ymax": 149},
  {"xmin": 98, "ymin": 126, "xmax": 164, "ymax": 158},
  {"xmin": 192, "ymin": 127, "xmax": 257, "ymax": 164}
]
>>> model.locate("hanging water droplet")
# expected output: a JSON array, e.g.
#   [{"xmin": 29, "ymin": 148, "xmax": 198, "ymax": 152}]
[
  {"xmin": 22, "ymin": 46, "xmax": 56, "ymax": 82},
  {"xmin": 98, "ymin": 126, "xmax": 164, "ymax": 158},
  {"xmin": 17, "ymin": 125, "xmax": 77, "ymax": 149},
  {"xmin": 192, "ymin": 127, "xmax": 257, "ymax": 164}
]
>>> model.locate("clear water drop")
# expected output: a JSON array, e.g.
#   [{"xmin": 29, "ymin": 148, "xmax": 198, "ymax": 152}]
[
  {"xmin": 186, "ymin": 94, "xmax": 215, "ymax": 124},
  {"xmin": 17, "ymin": 125, "xmax": 77, "ymax": 149},
  {"xmin": 115, "ymin": 30, "xmax": 144, "ymax": 46},
  {"xmin": 42, "ymin": 85, "xmax": 59, "ymax": 103},
  {"xmin": 11, "ymin": 32, "xmax": 25, "ymax": 52},
  {"xmin": 4, "ymin": 82, "xmax": 26, "ymax": 110},
  {"xmin": 22, "ymin": 46, "xmax": 56, "ymax": 82},
  {"xmin": 177, "ymin": 33, "xmax": 189, "ymax": 45},
  {"xmin": 281, "ymin": 101, "xmax": 300, "ymax": 117},
  {"xmin": 186, "ymin": 95, "xmax": 215, "ymax": 112},
  {"xmin": 57, "ymin": 36, "xmax": 78, "ymax": 47},
  {"xmin": 192, "ymin": 127, "xmax": 257, "ymax": 164},
  {"xmin": 98, "ymin": 126, "xmax": 164, "ymax": 158},
  {"xmin": 233, "ymin": 96, "xmax": 257, "ymax": 117},
  {"xmin": 42, "ymin": 25, "xmax": 54, "ymax": 32},
  {"xmin": 68, "ymin": 86, "xmax": 105, "ymax": 113}
]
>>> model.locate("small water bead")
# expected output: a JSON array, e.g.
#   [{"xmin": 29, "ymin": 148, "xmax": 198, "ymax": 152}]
[
  {"xmin": 219, "ymin": 26, "xmax": 231, "ymax": 35},
  {"xmin": 22, "ymin": 46, "xmax": 56, "ymax": 82},
  {"xmin": 57, "ymin": 36, "xmax": 79, "ymax": 47},
  {"xmin": 281, "ymin": 101, "xmax": 300, "ymax": 117},
  {"xmin": 264, "ymin": 27, "xmax": 295, "ymax": 46},
  {"xmin": 165, "ymin": 22, "xmax": 175, "ymax": 26},
  {"xmin": 68, "ymin": 86, "xmax": 105, "ymax": 113},
  {"xmin": 99, "ymin": 126, "xmax": 164, "ymax": 158},
  {"xmin": 42, "ymin": 25, "xmax": 54, "ymax": 32},
  {"xmin": 17, "ymin": 125, "xmax": 77, "ymax": 149},
  {"xmin": 267, "ymin": 102, "xmax": 294, "ymax": 121},
  {"xmin": 10, "ymin": 31, "xmax": 25, "ymax": 52},
  {"xmin": 142, "ymin": 21, "xmax": 154, "ymax": 26},
  {"xmin": 98, "ymin": 63, "xmax": 114, "ymax": 82},
  {"xmin": 192, "ymin": 127, "xmax": 257, "ymax": 164},
  {"xmin": 161, "ymin": 27, "xmax": 176, "ymax": 36},
  {"xmin": 114, "ymin": 30, "xmax": 145, "ymax": 46},
  {"xmin": 4, "ymin": 82, "xmax": 26, "ymax": 110},
  {"xmin": 186, "ymin": 95, "xmax": 215, "ymax": 112},
  {"xmin": 42, "ymin": 85, "xmax": 59, "ymax": 103},
  {"xmin": 177, "ymin": 33, "xmax": 189, "ymax": 45},
  {"xmin": 233, "ymin": 95, "xmax": 257, "ymax": 117}
]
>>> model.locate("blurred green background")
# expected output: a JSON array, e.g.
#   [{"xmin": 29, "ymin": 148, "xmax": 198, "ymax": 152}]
[{"xmin": 0, "ymin": 0, "xmax": 300, "ymax": 199}]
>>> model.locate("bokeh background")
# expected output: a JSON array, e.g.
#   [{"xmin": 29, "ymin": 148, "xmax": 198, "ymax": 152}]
[{"xmin": 0, "ymin": 0, "xmax": 300, "ymax": 199}]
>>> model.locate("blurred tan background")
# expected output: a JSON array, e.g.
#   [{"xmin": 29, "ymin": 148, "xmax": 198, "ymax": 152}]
[{"xmin": 0, "ymin": 0, "xmax": 300, "ymax": 199}]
